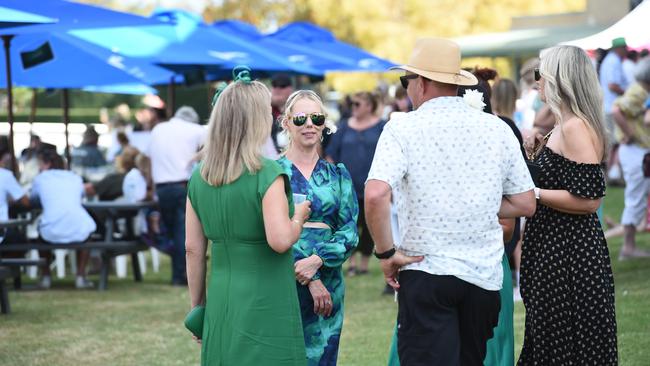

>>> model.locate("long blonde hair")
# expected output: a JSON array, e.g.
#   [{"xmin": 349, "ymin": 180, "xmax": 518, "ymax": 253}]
[
  {"xmin": 279, "ymin": 90, "xmax": 337, "ymax": 151},
  {"xmin": 201, "ymin": 80, "xmax": 272, "ymax": 186},
  {"xmin": 540, "ymin": 45, "xmax": 608, "ymax": 158}
]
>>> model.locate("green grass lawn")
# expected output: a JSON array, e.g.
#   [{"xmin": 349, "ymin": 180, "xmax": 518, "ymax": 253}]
[{"xmin": 1, "ymin": 187, "xmax": 649, "ymax": 365}]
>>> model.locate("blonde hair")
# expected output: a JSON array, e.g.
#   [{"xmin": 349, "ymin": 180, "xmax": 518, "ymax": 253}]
[
  {"xmin": 201, "ymin": 80, "xmax": 272, "ymax": 186},
  {"xmin": 279, "ymin": 90, "xmax": 337, "ymax": 150},
  {"xmin": 491, "ymin": 78, "xmax": 518, "ymax": 118},
  {"xmin": 540, "ymin": 45, "xmax": 608, "ymax": 158}
]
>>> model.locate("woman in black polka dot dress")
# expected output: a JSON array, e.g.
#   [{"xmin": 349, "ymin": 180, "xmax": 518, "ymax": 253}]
[{"xmin": 519, "ymin": 46, "xmax": 618, "ymax": 365}]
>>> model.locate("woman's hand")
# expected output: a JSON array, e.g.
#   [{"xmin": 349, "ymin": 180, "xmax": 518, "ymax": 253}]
[
  {"xmin": 308, "ymin": 280, "xmax": 333, "ymax": 317},
  {"xmin": 524, "ymin": 131, "xmax": 545, "ymax": 159},
  {"xmin": 295, "ymin": 255, "xmax": 323, "ymax": 284},
  {"xmin": 293, "ymin": 200, "xmax": 312, "ymax": 224}
]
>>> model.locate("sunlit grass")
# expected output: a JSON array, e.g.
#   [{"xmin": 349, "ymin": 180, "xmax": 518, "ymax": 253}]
[{"xmin": 1, "ymin": 187, "xmax": 648, "ymax": 365}]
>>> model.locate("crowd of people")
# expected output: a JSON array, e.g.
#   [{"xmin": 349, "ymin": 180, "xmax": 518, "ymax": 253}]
[
  {"xmin": 4, "ymin": 33, "xmax": 649, "ymax": 365},
  {"xmin": 180, "ymin": 36, "xmax": 627, "ymax": 365}
]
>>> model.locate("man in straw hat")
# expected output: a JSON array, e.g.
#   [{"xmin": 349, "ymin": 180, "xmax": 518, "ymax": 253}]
[{"xmin": 365, "ymin": 38, "xmax": 536, "ymax": 365}]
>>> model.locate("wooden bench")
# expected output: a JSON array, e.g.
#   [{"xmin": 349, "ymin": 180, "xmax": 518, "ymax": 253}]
[
  {"xmin": 0, "ymin": 240, "xmax": 148, "ymax": 291},
  {"xmin": 0, "ymin": 266, "xmax": 12, "ymax": 314}
]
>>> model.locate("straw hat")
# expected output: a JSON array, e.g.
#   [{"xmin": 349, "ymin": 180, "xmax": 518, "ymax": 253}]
[{"xmin": 391, "ymin": 38, "xmax": 477, "ymax": 86}]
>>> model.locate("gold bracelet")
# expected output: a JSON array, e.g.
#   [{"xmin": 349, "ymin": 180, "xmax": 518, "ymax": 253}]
[{"xmin": 292, "ymin": 219, "xmax": 302, "ymax": 225}]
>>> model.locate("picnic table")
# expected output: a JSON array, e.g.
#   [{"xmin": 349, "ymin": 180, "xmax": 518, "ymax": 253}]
[{"xmin": 0, "ymin": 201, "xmax": 155, "ymax": 291}]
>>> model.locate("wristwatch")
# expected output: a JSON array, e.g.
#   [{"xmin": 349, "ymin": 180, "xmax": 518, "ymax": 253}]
[
  {"xmin": 534, "ymin": 187, "xmax": 541, "ymax": 200},
  {"xmin": 374, "ymin": 247, "xmax": 396, "ymax": 260}
]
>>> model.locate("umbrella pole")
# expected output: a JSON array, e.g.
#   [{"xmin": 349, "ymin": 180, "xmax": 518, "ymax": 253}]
[
  {"xmin": 29, "ymin": 88, "xmax": 37, "ymax": 132},
  {"xmin": 62, "ymin": 89, "xmax": 71, "ymax": 169},
  {"xmin": 2, "ymin": 35, "xmax": 17, "ymax": 177},
  {"xmin": 167, "ymin": 76, "xmax": 175, "ymax": 118}
]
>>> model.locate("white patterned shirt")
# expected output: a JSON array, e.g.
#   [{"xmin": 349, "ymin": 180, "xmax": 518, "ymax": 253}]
[{"xmin": 367, "ymin": 97, "xmax": 534, "ymax": 290}]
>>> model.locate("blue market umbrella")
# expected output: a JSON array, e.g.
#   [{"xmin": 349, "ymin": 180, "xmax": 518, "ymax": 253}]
[
  {"xmin": 0, "ymin": 6, "xmax": 55, "ymax": 175},
  {"xmin": 0, "ymin": 0, "xmax": 160, "ymax": 33},
  {"xmin": 266, "ymin": 22, "xmax": 396, "ymax": 72},
  {"xmin": 0, "ymin": 0, "xmax": 172, "ymax": 166},
  {"xmin": 0, "ymin": 6, "xmax": 56, "ymax": 29},
  {"xmin": 0, "ymin": 30, "xmax": 173, "ymax": 163},
  {"xmin": 0, "ymin": 31, "xmax": 172, "ymax": 88},
  {"xmin": 69, "ymin": 9, "xmax": 323, "ymax": 78},
  {"xmin": 212, "ymin": 20, "xmax": 362, "ymax": 75}
]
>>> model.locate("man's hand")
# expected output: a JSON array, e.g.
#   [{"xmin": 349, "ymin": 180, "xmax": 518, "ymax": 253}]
[{"xmin": 380, "ymin": 251, "xmax": 424, "ymax": 290}]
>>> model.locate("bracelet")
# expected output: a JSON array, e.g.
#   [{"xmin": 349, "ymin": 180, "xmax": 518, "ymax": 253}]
[
  {"xmin": 373, "ymin": 247, "xmax": 396, "ymax": 260},
  {"xmin": 292, "ymin": 219, "xmax": 302, "ymax": 225}
]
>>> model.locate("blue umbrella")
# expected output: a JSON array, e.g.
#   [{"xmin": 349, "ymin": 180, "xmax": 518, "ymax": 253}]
[
  {"xmin": 0, "ymin": 5, "xmax": 56, "ymax": 174},
  {"xmin": 0, "ymin": 29, "xmax": 174, "ymax": 163},
  {"xmin": 266, "ymin": 22, "xmax": 396, "ymax": 72},
  {"xmin": 0, "ymin": 31, "xmax": 172, "ymax": 88},
  {"xmin": 0, "ymin": 6, "xmax": 56, "ymax": 29},
  {"xmin": 0, "ymin": 0, "xmax": 173, "ymax": 165},
  {"xmin": 0, "ymin": 0, "xmax": 160, "ymax": 34},
  {"xmin": 69, "ymin": 9, "xmax": 323, "ymax": 78},
  {"xmin": 212, "ymin": 20, "xmax": 361, "ymax": 74}
]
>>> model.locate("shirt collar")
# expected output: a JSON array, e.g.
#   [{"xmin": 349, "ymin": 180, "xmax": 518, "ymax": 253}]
[{"xmin": 417, "ymin": 96, "xmax": 465, "ymax": 111}]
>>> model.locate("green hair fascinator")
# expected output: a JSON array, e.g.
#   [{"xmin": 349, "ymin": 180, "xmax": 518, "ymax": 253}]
[
  {"xmin": 232, "ymin": 65, "xmax": 252, "ymax": 84},
  {"xmin": 211, "ymin": 65, "xmax": 253, "ymax": 107},
  {"xmin": 211, "ymin": 82, "xmax": 228, "ymax": 107}
]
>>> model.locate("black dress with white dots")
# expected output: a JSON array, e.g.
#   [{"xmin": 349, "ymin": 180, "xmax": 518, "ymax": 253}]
[{"xmin": 518, "ymin": 146, "xmax": 618, "ymax": 365}]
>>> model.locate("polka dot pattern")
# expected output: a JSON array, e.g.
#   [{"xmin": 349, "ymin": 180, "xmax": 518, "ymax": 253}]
[{"xmin": 519, "ymin": 147, "xmax": 618, "ymax": 365}]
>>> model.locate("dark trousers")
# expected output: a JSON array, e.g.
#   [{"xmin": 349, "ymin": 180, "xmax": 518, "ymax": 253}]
[
  {"xmin": 397, "ymin": 271, "xmax": 500, "ymax": 366},
  {"xmin": 156, "ymin": 183, "xmax": 188, "ymax": 284}
]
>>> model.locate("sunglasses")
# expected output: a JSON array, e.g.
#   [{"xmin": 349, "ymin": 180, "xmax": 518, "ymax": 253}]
[
  {"xmin": 292, "ymin": 113, "xmax": 326, "ymax": 127},
  {"xmin": 534, "ymin": 68, "xmax": 541, "ymax": 82},
  {"xmin": 400, "ymin": 74, "xmax": 419, "ymax": 89}
]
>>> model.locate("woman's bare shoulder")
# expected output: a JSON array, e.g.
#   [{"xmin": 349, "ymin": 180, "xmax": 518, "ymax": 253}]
[{"xmin": 560, "ymin": 117, "xmax": 601, "ymax": 164}]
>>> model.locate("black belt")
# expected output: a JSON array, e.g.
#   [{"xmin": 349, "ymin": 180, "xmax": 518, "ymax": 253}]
[{"xmin": 155, "ymin": 180, "xmax": 188, "ymax": 188}]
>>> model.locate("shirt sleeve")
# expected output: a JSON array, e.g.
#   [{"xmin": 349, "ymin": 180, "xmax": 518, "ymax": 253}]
[
  {"xmin": 366, "ymin": 125, "xmax": 407, "ymax": 189},
  {"xmin": 615, "ymin": 84, "xmax": 646, "ymax": 118},
  {"xmin": 30, "ymin": 175, "xmax": 41, "ymax": 200},
  {"xmin": 602, "ymin": 56, "xmax": 626, "ymax": 88},
  {"xmin": 311, "ymin": 164, "xmax": 359, "ymax": 270},
  {"xmin": 502, "ymin": 129, "xmax": 535, "ymax": 194},
  {"xmin": 4, "ymin": 173, "xmax": 25, "ymax": 202}
]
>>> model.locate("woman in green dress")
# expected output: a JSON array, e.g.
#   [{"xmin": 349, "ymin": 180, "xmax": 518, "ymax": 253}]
[
  {"xmin": 185, "ymin": 68, "xmax": 311, "ymax": 366},
  {"xmin": 277, "ymin": 90, "xmax": 359, "ymax": 365}
]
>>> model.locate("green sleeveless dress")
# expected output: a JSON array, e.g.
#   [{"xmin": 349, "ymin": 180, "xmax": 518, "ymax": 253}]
[{"xmin": 187, "ymin": 159, "xmax": 307, "ymax": 366}]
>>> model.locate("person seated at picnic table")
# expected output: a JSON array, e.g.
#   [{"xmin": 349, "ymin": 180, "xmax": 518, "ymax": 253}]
[
  {"xmin": 71, "ymin": 125, "xmax": 107, "ymax": 169},
  {"xmin": 0, "ymin": 146, "xmax": 29, "ymax": 245},
  {"xmin": 31, "ymin": 148, "xmax": 97, "ymax": 289},
  {"xmin": 121, "ymin": 149, "xmax": 172, "ymax": 254},
  {"xmin": 83, "ymin": 144, "xmax": 136, "ymax": 201}
]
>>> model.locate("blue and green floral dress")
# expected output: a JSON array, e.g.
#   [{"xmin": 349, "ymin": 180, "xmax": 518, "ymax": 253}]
[{"xmin": 278, "ymin": 156, "xmax": 359, "ymax": 366}]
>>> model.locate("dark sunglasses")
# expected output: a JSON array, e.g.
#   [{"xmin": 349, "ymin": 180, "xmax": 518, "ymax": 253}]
[
  {"xmin": 292, "ymin": 113, "xmax": 326, "ymax": 126},
  {"xmin": 534, "ymin": 68, "xmax": 541, "ymax": 82},
  {"xmin": 400, "ymin": 74, "xmax": 419, "ymax": 89}
]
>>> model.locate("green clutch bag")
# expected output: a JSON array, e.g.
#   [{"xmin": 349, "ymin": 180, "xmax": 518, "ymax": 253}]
[{"xmin": 184, "ymin": 305, "xmax": 205, "ymax": 338}]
